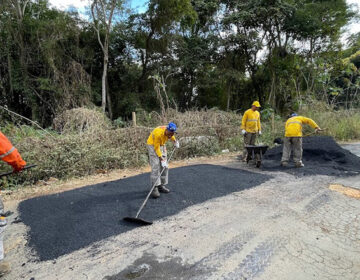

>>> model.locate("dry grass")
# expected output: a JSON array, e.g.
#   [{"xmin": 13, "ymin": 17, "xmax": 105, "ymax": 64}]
[
  {"xmin": 299, "ymin": 101, "xmax": 360, "ymax": 141},
  {"xmin": 53, "ymin": 107, "xmax": 111, "ymax": 134},
  {"xmin": 2, "ymin": 105, "xmax": 360, "ymax": 188}
]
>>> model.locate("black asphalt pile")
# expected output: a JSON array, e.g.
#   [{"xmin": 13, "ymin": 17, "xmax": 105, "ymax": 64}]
[
  {"xmin": 262, "ymin": 136, "xmax": 360, "ymax": 176},
  {"xmin": 19, "ymin": 164, "xmax": 271, "ymax": 261}
]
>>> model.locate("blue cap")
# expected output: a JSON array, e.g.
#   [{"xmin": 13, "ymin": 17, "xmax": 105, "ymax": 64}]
[
  {"xmin": 290, "ymin": 113, "xmax": 298, "ymax": 117},
  {"xmin": 167, "ymin": 122, "xmax": 177, "ymax": 133}
]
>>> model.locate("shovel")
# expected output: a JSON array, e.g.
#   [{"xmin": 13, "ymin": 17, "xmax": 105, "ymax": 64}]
[
  {"xmin": 123, "ymin": 147, "xmax": 177, "ymax": 226},
  {"xmin": 273, "ymin": 128, "xmax": 327, "ymax": 144}
]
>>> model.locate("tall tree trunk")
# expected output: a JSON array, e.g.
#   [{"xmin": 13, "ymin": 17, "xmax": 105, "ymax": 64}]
[
  {"xmin": 226, "ymin": 81, "xmax": 232, "ymax": 111},
  {"xmin": 106, "ymin": 74, "xmax": 113, "ymax": 119},
  {"xmin": 102, "ymin": 52, "xmax": 108, "ymax": 113},
  {"xmin": 91, "ymin": 0, "xmax": 118, "ymax": 115},
  {"xmin": 7, "ymin": 52, "xmax": 13, "ymax": 97}
]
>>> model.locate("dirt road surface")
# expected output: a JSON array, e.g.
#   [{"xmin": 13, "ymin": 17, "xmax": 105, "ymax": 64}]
[{"xmin": 2, "ymin": 144, "xmax": 360, "ymax": 280}]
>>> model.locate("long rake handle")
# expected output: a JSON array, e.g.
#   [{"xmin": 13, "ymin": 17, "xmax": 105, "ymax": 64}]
[
  {"xmin": 135, "ymin": 147, "xmax": 176, "ymax": 218},
  {"xmin": 0, "ymin": 164, "xmax": 37, "ymax": 178}
]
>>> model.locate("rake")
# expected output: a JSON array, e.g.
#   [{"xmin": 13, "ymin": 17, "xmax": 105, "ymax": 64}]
[{"xmin": 123, "ymin": 147, "xmax": 176, "ymax": 226}]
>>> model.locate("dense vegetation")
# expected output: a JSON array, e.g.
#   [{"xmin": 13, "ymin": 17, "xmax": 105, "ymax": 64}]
[
  {"xmin": 0, "ymin": 0, "xmax": 360, "ymax": 187},
  {"xmin": 0, "ymin": 0, "xmax": 359, "ymax": 127}
]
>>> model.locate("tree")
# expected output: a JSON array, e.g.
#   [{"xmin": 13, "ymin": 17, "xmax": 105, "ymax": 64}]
[{"xmin": 91, "ymin": 0, "xmax": 124, "ymax": 118}]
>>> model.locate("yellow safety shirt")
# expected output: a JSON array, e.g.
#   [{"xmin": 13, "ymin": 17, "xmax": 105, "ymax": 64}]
[
  {"xmin": 147, "ymin": 126, "xmax": 176, "ymax": 157},
  {"xmin": 241, "ymin": 109, "xmax": 261, "ymax": 133},
  {"xmin": 285, "ymin": 116, "xmax": 319, "ymax": 137}
]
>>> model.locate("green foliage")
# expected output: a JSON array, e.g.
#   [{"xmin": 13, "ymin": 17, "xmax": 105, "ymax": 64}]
[
  {"xmin": 0, "ymin": 0, "xmax": 359, "ymax": 129},
  {"xmin": 113, "ymin": 117, "xmax": 127, "ymax": 128}
]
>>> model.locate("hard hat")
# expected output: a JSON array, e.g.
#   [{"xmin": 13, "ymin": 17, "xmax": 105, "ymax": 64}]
[
  {"xmin": 288, "ymin": 112, "xmax": 298, "ymax": 118},
  {"xmin": 167, "ymin": 122, "xmax": 177, "ymax": 133},
  {"xmin": 252, "ymin": 101, "xmax": 261, "ymax": 107}
]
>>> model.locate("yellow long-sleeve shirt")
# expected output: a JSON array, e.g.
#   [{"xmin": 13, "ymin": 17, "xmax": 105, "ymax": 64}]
[
  {"xmin": 285, "ymin": 116, "xmax": 319, "ymax": 137},
  {"xmin": 241, "ymin": 109, "xmax": 261, "ymax": 133},
  {"xmin": 147, "ymin": 126, "xmax": 176, "ymax": 157}
]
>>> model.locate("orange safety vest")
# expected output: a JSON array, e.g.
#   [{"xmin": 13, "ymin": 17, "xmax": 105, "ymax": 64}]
[{"xmin": 0, "ymin": 132, "xmax": 26, "ymax": 171}]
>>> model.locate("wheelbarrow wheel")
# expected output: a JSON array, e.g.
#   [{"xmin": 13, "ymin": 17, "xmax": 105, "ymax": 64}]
[{"xmin": 256, "ymin": 160, "xmax": 261, "ymax": 168}]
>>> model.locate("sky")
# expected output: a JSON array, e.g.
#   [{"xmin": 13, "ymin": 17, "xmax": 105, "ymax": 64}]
[
  {"xmin": 48, "ymin": 0, "xmax": 360, "ymax": 37},
  {"xmin": 346, "ymin": 0, "xmax": 360, "ymax": 35},
  {"xmin": 48, "ymin": 0, "xmax": 148, "ymax": 14}
]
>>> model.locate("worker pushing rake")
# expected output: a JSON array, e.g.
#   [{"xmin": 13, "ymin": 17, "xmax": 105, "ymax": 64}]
[{"xmin": 124, "ymin": 122, "xmax": 180, "ymax": 225}]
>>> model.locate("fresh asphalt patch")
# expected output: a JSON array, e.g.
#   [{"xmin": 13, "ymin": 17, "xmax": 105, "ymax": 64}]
[
  {"xmin": 260, "ymin": 136, "xmax": 360, "ymax": 176},
  {"xmin": 19, "ymin": 164, "xmax": 271, "ymax": 261}
]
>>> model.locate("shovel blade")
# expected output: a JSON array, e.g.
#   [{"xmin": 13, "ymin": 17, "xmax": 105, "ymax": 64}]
[{"xmin": 123, "ymin": 217, "xmax": 153, "ymax": 226}]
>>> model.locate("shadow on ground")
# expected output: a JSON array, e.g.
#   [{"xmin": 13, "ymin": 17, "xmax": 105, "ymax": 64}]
[{"xmin": 19, "ymin": 164, "xmax": 271, "ymax": 261}]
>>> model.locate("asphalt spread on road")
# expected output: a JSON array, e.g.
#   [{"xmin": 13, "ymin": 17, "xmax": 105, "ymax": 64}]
[
  {"xmin": 260, "ymin": 136, "xmax": 360, "ymax": 176},
  {"xmin": 19, "ymin": 164, "xmax": 271, "ymax": 261}
]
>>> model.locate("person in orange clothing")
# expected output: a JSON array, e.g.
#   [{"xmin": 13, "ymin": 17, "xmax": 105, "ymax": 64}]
[
  {"xmin": 146, "ymin": 122, "xmax": 179, "ymax": 198},
  {"xmin": 0, "ymin": 131, "xmax": 26, "ymax": 277},
  {"xmin": 0, "ymin": 132, "xmax": 26, "ymax": 172}
]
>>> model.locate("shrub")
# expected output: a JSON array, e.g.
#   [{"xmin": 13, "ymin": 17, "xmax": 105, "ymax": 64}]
[
  {"xmin": 1, "ymin": 105, "xmax": 360, "ymax": 188},
  {"xmin": 53, "ymin": 108, "xmax": 111, "ymax": 134}
]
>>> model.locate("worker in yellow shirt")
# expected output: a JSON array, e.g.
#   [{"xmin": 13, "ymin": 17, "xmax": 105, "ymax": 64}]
[
  {"xmin": 146, "ymin": 122, "xmax": 179, "ymax": 198},
  {"xmin": 241, "ymin": 101, "xmax": 262, "ymax": 161},
  {"xmin": 281, "ymin": 113, "xmax": 322, "ymax": 167}
]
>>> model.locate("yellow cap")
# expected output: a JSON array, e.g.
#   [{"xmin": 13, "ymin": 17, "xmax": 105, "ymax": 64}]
[{"xmin": 252, "ymin": 101, "xmax": 261, "ymax": 107}]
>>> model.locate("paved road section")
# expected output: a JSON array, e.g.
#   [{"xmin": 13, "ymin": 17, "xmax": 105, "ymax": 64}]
[
  {"xmin": 342, "ymin": 143, "xmax": 360, "ymax": 157},
  {"xmin": 4, "ymin": 143, "xmax": 360, "ymax": 280},
  {"xmin": 18, "ymin": 164, "xmax": 271, "ymax": 261},
  {"xmin": 102, "ymin": 173, "xmax": 360, "ymax": 280}
]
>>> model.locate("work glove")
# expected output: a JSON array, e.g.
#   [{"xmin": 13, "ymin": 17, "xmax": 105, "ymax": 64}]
[
  {"xmin": 258, "ymin": 131, "xmax": 262, "ymax": 135},
  {"xmin": 161, "ymin": 160, "xmax": 168, "ymax": 168},
  {"xmin": 11, "ymin": 162, "xmax": 25, "ymax": 173},
  {"xmin": 241, "ymin": 129, "xmax": 246, "ymax": 135},
  {"xmin": 175, "ymin": 140, "xmax": 180, "ymax": 148}
]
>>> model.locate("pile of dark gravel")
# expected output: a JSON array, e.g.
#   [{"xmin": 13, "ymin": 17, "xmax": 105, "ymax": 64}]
[{"xmin": 262, "ymin": 136, "xmax": 360, "ymax": 176}]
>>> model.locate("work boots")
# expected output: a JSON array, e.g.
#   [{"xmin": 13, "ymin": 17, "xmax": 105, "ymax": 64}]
[
  {"xmin": 151, "ymin": 185, "xmax": 170, "ymax": 198},
  {"xmin": 151, "ymin": 186, "xmax": 160, "ymax": 198},
  {"xmin": 158, "ymin": 185, "xmax": 170, "ymax": 193},
  {"xmin": 0, "ymin": 261, "xmax": 10, "ymax": 278},
  {"xmin": 295, "ymin": 162, "xmax": 304, "ymax": 168}
]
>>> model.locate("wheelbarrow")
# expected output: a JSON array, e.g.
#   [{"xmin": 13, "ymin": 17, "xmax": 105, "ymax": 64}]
[{"xmin": 245, "ymin": 145, "xmax": 269, "ymax": 168}]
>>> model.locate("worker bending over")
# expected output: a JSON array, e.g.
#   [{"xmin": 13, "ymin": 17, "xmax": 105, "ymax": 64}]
[
  {"xmin": 146, "ymin": 122, "xmax": 179, "ymax": 198},
  {"xmin": 281, "ymin": 113, "xmax": 322, "ymax": 167},
  {"xmin": 0, "ymin": 131, "xmax": 26, "ymax": 277},
  {"xmin": 241, "ymin": 101, "xmax": 262, "ymax": 161}
]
